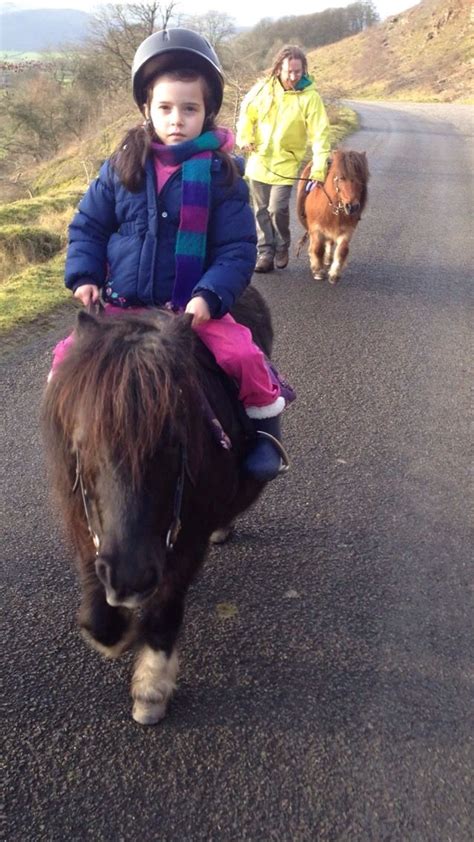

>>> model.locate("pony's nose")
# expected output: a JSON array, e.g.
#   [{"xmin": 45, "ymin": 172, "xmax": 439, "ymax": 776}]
[
  {"xmin": 95, "ymin": 556, "xmax": 158, "ymax": 607},
  {"xmin": 345, "ymin": 202, "xmax": 360, "ymax": 215}
]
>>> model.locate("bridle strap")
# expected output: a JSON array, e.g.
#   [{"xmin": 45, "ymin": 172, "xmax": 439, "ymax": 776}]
[
  {"xmin": 317, "ymin": 178, "xmax": 344, "ymax": 216},
  {"xmin": 72, "ymin": 444, "xmax": 188, "ymax": 556},
  {"xmin": 73, "ymin": 451, "xmax": 100, "ymax": 555}
]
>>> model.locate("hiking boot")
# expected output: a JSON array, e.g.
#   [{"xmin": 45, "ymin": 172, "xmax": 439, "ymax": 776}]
[
  {"xmin": 275, "ymin": 250, "xmax": 289, "ymax": 269},
  {"xmin": 243, "ymin": 414, "xmax": 289, "ymax": 482},
  {"xmin": 254, "ymin": 255, "xmax": 274, "ymax": 273}
]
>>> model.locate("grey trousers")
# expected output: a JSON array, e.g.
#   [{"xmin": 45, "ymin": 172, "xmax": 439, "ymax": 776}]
[{"xmin": 249, "ymin": 180, "xmax": 293, "ymax": 257}]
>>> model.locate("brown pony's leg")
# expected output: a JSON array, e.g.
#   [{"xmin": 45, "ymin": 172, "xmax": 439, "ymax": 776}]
[
  {"xmin": 324, "ymin": 239, "xmax": 334, "ymax": 267},
  {"xmin": 328, "ymin": 235, "xmax": 350, "ymax": 284},
  {"xmin": 309, "ymin": 228, "xmax": 326, "ymax": 281},
  {"xmin": 78, "ymin": 563, "xmax": 136, "ymax": 658}
]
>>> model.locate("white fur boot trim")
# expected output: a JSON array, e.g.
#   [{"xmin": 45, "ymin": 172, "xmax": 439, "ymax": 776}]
[{"xmin": 245, "ymin": 396, "xmax": 285, "ymax": 420}]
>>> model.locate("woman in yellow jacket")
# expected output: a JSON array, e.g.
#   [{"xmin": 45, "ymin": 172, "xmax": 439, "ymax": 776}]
[{"xmin": 236, "ymin": 45, "xmax": 330, "ymax": 273}]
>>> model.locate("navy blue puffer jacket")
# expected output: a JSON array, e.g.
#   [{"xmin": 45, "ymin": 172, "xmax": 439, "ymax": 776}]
[{"xmin": 65, "ymin": 155, "xmax": 257, "ymax": 318}]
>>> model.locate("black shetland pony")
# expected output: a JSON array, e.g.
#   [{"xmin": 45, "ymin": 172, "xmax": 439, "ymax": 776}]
[{"xmin": 42, "ymin": 288, "xmax": 273, "ymax": 725}]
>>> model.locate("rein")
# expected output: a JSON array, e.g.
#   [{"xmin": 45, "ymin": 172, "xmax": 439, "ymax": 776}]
[{"xmin": 72, "ymin": 444, "xmax": 188, "ymax": 556}]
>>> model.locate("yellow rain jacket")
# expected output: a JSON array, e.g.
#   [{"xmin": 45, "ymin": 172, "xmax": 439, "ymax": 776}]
[{"xmin": 236, "ymin": 74, "xmax": 331, "ymax": 185}]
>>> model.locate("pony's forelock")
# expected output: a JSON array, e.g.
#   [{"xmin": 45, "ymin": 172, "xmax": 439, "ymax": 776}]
[
  {"xmin": 51, "ymin": 313, "xmax": 199, "ymax": 488},
  {"xmin": 334, "ymin": 150, "xmax": 370, "ymax": 185}
]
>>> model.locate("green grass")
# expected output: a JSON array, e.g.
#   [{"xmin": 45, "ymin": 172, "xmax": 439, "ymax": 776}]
[
  {"xmin": 0, "ymin": 225, "xmax": 63, "ymax": 258},
  {"xmin": 0, "ymin": 253, "xmax": 68, "ymax": 335},
  {"xmin": 328, "ymin": 106, "xmax": 359, "ymax": 145},
  {"xmin": 0, "ymin": 192, "xmax": 81, "ymax": 226}
]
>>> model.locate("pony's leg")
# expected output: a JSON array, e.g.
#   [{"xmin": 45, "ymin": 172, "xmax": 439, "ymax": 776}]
[
  {"xmin": 324, "ymin": 239, "xmax": 334, "ymax": 267},
  {"xmin": 328, "ymin": 235, "xmax": 350, "ymax": 284},
  {"xmin": 309, "ymin": 229, "xmax": 326, "ymax": 281},
  {"xmin": 78, "ymin": 562, "xmax": 136, "ymax": 658},
  {"xmin": 132, "ymin": 646, "xmax": 179, "ymax": 726},
  {"xmin": 131, "ymin": 575, "xmax": 189, "ymax": 725}
]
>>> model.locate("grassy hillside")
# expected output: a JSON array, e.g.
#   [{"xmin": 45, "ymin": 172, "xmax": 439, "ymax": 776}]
[{"xmin": 311, "ymin": 0, "xmax": 473, "ymax": 102}]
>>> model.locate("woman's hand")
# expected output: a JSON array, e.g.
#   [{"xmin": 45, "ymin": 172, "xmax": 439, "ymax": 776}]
[
  {"xmin": 74, "ymin": 284, "xmax": 100, "ymax": 307},
  {"xmin": 185, "ymin": 296, "xmax": 211, "ymax": 327}
]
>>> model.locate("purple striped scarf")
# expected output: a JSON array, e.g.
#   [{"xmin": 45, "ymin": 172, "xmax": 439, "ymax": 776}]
[{"xmin": 152, "ymin": 128, "xmax": 232, "ymax": 310}]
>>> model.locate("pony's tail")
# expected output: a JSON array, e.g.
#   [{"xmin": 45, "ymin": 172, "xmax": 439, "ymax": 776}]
[{"xmin": 295, "ymin": 231, "xmax": 308, "ymax": 258}]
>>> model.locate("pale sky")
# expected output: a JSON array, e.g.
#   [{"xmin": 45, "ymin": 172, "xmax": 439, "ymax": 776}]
[{"xmin": 1, "ymin": 0, "xmax": 419, "ymax": 27}]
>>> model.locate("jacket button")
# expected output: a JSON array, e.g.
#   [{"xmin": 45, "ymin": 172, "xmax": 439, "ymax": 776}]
[{"xmin": 161, "ymin": 211, "xmax": 168, "ymax": 218}]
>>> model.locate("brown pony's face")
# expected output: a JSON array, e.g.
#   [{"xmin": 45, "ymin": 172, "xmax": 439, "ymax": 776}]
[{"xmin": 329, "ymin": 151, "xmax": 369, "ymax": 216}]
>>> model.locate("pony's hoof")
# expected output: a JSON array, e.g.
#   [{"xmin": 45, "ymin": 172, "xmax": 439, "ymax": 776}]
[
  {"xmin": 210, "ymin": 524, "xmax": 234, "ymax": 544},
  {"xmin": 132, "ymin": 700, "xmax": 167, "ymax": 725},
  {"xmin": 328, "ymin": 274, "xmax": 341, "ymax": 285},
  {"xmin": 313, "ymin": 271, "xmax": 325, "ymax": 282}
]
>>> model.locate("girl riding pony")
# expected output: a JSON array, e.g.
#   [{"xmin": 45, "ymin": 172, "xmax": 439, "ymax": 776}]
[{"xmin": 52, "ymin": 28, "xmax": 293, "ymax": 481}]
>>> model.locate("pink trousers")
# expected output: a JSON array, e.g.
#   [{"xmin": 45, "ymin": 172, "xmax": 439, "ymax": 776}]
[{"xmin": 50, "ymin": 308, "xmax": 280, "ymax": 410}]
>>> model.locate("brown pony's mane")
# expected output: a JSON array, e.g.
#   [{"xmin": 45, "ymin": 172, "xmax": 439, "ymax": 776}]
[
  {"xmin": 330, "ymin": 150, "xmax": 369, "ymax": 211},
  {"xmin": 45, "ymin": 311, "xmax": 200, "ymax": 488}
]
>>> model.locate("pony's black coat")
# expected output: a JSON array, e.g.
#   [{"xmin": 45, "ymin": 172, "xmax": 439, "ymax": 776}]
[{"xmin": 42, "ymin": 286, "xmax": 273, "ymax": 719}]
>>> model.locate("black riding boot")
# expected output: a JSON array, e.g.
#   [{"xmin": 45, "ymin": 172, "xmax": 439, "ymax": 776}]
[{"xmin": 243, "ymin": 414, "xmax": 288, "ymax": 482}]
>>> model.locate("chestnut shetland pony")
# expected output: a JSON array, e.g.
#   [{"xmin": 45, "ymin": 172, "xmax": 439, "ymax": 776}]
[
  {"xmin": 296, "ymin": 150, "xmax": 369, "ymax": 284},
  {"xmin": 42, "ymin": 288, "xmax": 273, "ymax": 725}
]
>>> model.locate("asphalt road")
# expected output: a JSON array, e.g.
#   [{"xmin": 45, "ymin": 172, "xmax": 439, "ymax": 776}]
[{"xmin": 2, "ymin": 102, "xmax": 473, "ymax": 841}]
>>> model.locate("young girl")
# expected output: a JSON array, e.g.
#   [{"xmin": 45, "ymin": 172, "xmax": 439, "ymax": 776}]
[{"xmin": 52, "ymin": 28, "xmax": 292, "ymax": 482}]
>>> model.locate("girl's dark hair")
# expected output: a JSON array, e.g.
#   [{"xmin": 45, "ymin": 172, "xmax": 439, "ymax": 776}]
[
  {"xmin": 111, "ymin": 68, "xmax": 237, "ymax": 192},
  {"xmin": 270, "ymin": 45, "xmax": 308, "ymax": 78}
]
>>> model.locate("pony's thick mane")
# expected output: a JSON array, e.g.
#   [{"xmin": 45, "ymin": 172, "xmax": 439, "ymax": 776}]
[
  {"xmin": 332, "ymin": 150, "xmax": 370, "ymax": 212},
  {"xmin": 333, "ymin": 150, "xmax": 369, "ymax": 185},
  {"xmin": 45, "ymin": 312, "xmax": 200, "ymax": 487}
]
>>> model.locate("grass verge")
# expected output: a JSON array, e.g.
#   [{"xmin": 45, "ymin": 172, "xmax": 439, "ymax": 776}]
[{"xmin": 0, "ymin": 253, "xmax": 68, "ymax": 335}]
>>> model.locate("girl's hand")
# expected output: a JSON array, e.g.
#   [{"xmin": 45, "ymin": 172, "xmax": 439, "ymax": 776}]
[
  {"xmin": 241, "ymin": 143, "xmax": 256, "ymax": 153},
  {"xmin": 185, "ymin": 296, "xmax": 210, "ymax": 327},
  {"xmin": 74, "ymin": 284, "xmax": 100, "ymax": 307}
]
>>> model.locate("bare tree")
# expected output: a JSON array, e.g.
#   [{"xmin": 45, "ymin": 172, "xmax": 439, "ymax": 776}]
[
  {"xmin": 87, "ymin": 2, "xmax": 179, "ymax": 88},
  {"xmin": 183, "ymin": 11, "xmax": 236, "ymax": 51}
]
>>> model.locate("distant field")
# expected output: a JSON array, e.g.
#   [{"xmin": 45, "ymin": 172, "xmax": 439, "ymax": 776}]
[{"xmin": 0, "ymin": 51, "xmax": 56, "ymax": 60}]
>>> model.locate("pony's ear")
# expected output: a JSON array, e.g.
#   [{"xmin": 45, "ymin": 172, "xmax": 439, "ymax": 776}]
[{"xmin": 76, "ymin": 309, "xmax": 101, "ymax": 338}]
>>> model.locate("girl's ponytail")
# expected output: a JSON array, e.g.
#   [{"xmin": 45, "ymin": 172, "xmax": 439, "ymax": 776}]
[{"xmin": 111, "ymin": 122, "xmax": 153, "ymax": 192}]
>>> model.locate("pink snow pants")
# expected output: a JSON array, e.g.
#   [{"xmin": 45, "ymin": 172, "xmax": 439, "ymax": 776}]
[{"xmin": 49, "ymin": 307, "xmax": 280, "ymax": 410}]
